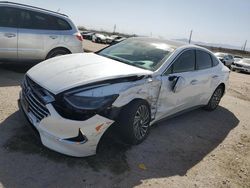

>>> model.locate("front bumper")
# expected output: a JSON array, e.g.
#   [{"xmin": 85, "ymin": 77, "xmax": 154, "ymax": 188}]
[
  {"xmin": 19, "ymin": 92, "xmax": 114, "ymax": 157},
  {"xmin": 231, "ymin": 65, "xmax": 250, "ymax": 73}
]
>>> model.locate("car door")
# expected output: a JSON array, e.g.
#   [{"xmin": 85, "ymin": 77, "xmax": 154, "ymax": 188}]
[
  {"xmin": 17, "ymin": 9, "xmax": 60, "ymax": 61},
  {"xmin": 155, "ymin": 49, "xmax": 205, "ymax": 121},
  {"xmin": 195, "ymin": 50, "xmax": 217, "ymax": 104},
  {"xmin": 0, "ymin": 6, "xmax": 18, "ymax": 60}
]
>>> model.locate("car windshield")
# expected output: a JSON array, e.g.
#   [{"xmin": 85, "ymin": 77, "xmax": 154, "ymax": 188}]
[
  {"xmin": 242, "ymin": 58, "xmax": 250, "ymax": 64},
  {"xmin": 97, "ymin": 38, "xmax": 174, "ymax": 71}
]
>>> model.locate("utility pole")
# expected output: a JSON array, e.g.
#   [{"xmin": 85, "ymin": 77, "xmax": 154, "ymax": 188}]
[
  {"xmin": 188, "ymin": 30, "xmax": 193, "ymax": 44},
  {"xmin": 243, "ymin": 40, "xmax": 247, "ymax": 51},
  {"xmin": 113, "ymin": 24, "xmax": 116, "ymax": 34}
]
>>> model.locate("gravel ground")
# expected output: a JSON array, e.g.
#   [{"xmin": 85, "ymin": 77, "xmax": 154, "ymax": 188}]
[{"xmin": 0, "ymin": 42, "xmax": 249, "ymax": 187}]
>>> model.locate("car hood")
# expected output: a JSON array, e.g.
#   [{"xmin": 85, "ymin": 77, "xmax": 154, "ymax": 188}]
[{"xmin": 27, "ymin": 53, "xmax": 152, "ymax": 94}]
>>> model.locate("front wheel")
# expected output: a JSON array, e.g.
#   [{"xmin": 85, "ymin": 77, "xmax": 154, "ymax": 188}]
[
  {"xmin": 118, "ymin": 100, "xmax": 151, "ymax": 145},
  {"xmin": 204, "ymin": 86, "xmax": 224, "ymax": 111}
]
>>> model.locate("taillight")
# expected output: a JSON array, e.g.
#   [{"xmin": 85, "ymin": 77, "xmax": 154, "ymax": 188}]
[{"xmin": 75, "ymin": 33, "xmax": 83, "ymax": 41}]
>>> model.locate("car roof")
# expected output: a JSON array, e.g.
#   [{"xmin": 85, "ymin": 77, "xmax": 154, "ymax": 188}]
[
  {"xmin": 131, "ymin": 37, "xmax": 185, "ymax": 48},
  {"xmin": 0, "ymin": 1, "xmax": 68, "ymax": 18},
  {"xmin": 128, "ymin": 37, "xmax": 203, "ymax": 51}
]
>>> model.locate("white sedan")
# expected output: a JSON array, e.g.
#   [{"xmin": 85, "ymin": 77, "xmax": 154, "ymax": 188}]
[
  {"xmin": 231, "ymin": 58, "xmax": 250, "ymax": 73},
  {"xmin": 19, "ymin": 37, "xmax": 230, "ymax": 157}
]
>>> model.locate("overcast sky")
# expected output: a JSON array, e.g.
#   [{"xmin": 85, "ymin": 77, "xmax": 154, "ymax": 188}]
[{"xmin": 14, "ymin": 0, "xmax": 250, "ymax": 49}]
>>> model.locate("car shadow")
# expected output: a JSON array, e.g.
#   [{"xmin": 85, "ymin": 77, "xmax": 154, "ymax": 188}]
[
  {"xmin": 0, "ymin": 106, "xmax": 239, "ymax": 187},
  {"xmin": 0, "ymin": 63, "xmax": 33, "ymax": 87}
]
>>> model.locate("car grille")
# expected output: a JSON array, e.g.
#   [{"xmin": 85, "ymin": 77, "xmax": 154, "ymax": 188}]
[
  {"xmin": 22, "ymin": 76, "xmax": 50, "ymax": 122},
  {"xmin": 236, "ymin": 64, "xmax": 242, "ymax": 67}
]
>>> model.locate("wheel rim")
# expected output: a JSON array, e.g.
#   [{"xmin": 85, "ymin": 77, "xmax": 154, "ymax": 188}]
[
  {"xmin": 211, "ymin": 88, "xmax": 223, "ymax": 109},
  {"xmin": 133, "ymin": 105, "xmax": 150, "ymax": 140}
]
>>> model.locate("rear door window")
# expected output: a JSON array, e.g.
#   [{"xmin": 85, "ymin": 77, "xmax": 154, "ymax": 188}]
[
  {"xmin": 0, "ymin": 7, "xmax": 18, "ymax": 28},
  {"xmin": 196, "ymin": 50, "xmax": 213, "ymax": 70}
]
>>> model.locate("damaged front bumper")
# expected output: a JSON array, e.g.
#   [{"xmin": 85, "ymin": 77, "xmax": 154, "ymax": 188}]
[{"xmin": 19, "ymin": 92, "xmax": 114, "ymax": 157}]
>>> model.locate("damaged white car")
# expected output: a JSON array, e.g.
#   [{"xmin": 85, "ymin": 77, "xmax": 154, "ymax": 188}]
[{"xmin": 19, "ymin": 37, "xmax": 230, "ymax": 157}]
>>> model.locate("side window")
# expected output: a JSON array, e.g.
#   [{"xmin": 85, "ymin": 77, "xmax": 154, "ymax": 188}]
[
  {"xmin": 196, "ymin": 50, "xmax": 212, "ymax": 70},
  {"xmin": 19, "ymin": 10, "xmax": 49, "ymax": 29},
  {"xmin": 164, "ymin": 66, "xmax": 172, "ymax": 75},
  {"xmin": 212, "ymin": 55, "xmax": 219, "ymax": 66},
  {"xmin": 172, "ymin": 50, "xmax": 195, "ymax": 73},
  {"xmin": 0, "ymin": 7, "xmax": 18, "ymax": 28},
  {"xmin": 54, "ymin": 17, "xmax": 72, "ymax": 30},
  {"xmin": 19, "ymin": 10, "xmax": 71, "ymax": 30}
]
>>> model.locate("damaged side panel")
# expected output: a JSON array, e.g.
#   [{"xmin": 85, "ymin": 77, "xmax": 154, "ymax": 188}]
[
  {"xmin": 112, "ymin": 77, "xmax": 162, "ymax": 120},
  {"xmin": 74, "ymin": 76, "xmax": 162, "ymax": 120}
]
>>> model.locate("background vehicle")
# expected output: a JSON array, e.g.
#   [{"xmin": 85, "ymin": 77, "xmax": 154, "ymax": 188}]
[
  {"xmin": 81, "ymin": 31, "xmax": 95, "ymax": 40},
  {"xmin": 105, "ymin": 35, "xmax": 114, "ymax": 44},
  {"xmin": 110, "ymin": 36, "xmax": 127, "ymax": 45},
  {"xmin": 19, "ymin": 37, "xmax": 229, "ymax": 157},
  {"xmin": 234, "ymin": 55, "xmax": 243, "ymax": 63},
  {"xmin": 0, "ymin": 2, "xmax": 83, "ymax": 62},
  {"xmin": 92, "ymin": 33, "xmax": 107, "ymax": 43},
  {"xmin": 214, "ymin": 52, "xmax": 234, "ymax": 67},
  {"xmin": 231, "ymin": 58, "xmax": 250, "ymax": 73}
]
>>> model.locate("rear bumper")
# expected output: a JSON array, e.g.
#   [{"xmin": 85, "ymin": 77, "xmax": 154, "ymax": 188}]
[{"xmin": 19, "ymin": 92, "xmax": 114, "ymax": 157}]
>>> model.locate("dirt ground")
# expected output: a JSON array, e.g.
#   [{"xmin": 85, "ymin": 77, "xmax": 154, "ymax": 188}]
[{"xmin": 0, "ymin": 42, "xmax": 249, "ymax": 188}]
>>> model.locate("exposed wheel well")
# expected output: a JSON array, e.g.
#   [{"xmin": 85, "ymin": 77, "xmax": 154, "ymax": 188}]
[{"xmin": 46, "ymin": 47, "xmax": 71, "ymax": 59}]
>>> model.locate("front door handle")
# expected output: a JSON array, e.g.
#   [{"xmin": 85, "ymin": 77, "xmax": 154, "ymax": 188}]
[
  {"xmin": 4, "ymin": 33, "xmax": 16, "ymax": 38},
  {"xmin": 190, "ymin": 79, "xmax": 198, "ymax": 85}
]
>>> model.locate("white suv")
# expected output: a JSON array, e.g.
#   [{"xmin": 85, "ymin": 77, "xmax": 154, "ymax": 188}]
[
  {"xmin": 19, "ymin": 37, "xmax": 230, "ymax": 157},
  {"xmin": 0, "ymin": 2, "xmax": 83, "ymax": 62}
]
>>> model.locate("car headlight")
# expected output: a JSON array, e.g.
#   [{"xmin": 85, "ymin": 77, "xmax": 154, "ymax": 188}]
[{"xmin": 64, "ymin": 94, "xmax": 119, "ymax": 111}]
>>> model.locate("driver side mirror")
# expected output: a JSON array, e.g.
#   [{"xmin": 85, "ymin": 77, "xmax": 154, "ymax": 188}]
[{"xmin": 169, "ymin": 75, "xmax": 185, "ymax": 93}]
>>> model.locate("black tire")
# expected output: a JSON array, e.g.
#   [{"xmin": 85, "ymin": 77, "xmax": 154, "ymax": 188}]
[
  {"xmin": 204, "ymin": 86, "xmax": 224, "ymax": 111},
  {"xmin": 46, "ymin": 49, "xmax": 70, "ymax": 59},
  {"xmin": 118, "ymin": 100, "xmax": 151, "ymax": 145}
]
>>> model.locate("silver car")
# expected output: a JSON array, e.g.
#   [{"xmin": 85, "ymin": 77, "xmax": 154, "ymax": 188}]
[{"xmin": 0, "ymin": 2, "xmax": 83, "ymax": 62}]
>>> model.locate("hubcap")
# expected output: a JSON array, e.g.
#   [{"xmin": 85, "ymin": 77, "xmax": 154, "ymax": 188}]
[{"xmin": 133, "ymin": 105, "xmax": 150, "ymax": 140}]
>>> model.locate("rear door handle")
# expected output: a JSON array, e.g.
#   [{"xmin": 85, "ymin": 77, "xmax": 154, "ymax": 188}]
[
  {"xmin": 190, "ymin": 80, "xmax": 198, "ymax": 85},
  {"xmin": 212, "ymin": 75, "xmax": 219, "ymax": 79},
  {"xmin": 4, "ymin": 33, "xmax": 16, "ymax": 38},
  {"xmin": 49, "ymin": 35, "xmax": 58, "ymax": 39}
]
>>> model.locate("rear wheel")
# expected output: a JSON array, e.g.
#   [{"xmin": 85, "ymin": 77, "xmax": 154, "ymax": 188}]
[
  {"xmin": 118, "ymin": 100, "xmax": 151, "ymax": 145},
  {"xmin": 46, "ymin": 48, "xmax": 70, "ymax": 59},
  {"xmin": 204, "ymin": 86, "xmax": 224, "ymax": 111}
]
